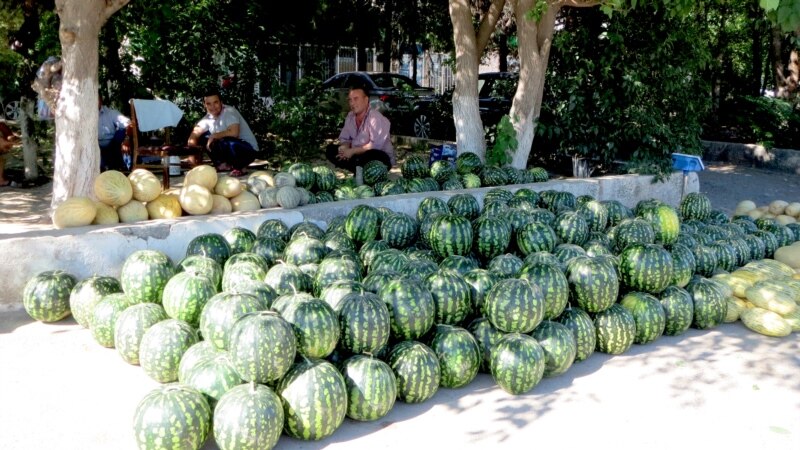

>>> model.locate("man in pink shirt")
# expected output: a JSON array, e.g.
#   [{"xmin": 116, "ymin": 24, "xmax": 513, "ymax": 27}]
[{"xmin": 326, "ymin": 86, "xmax": 395, "ymax": 172}]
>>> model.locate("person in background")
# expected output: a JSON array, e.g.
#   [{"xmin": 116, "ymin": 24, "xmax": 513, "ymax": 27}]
[
  {"xmin": 0, "ymin": 121, "xmax": 20, "ymax": 187},
  {"xmin": 326, "ymin": 86, "xmax": 395, "ymax": 173},
  {"xmin": 98, "ymin": 96, "xmax": 131, "ymax": 171},
  {"xmin": 187, "ymin": 90, "xmax": 258, "ymax": 177}
]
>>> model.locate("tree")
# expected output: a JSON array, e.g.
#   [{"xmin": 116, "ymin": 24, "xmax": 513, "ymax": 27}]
[{"xmin": 51, "ymin": 0, "xmax": 129, "ymax": 208}]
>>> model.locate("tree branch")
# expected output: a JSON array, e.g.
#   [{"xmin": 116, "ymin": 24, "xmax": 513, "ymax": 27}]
[
  {"xmin": 476, "ymin": 0, "xmax": 507, "ymax": 52},
  {"xmin": 559, "ymin": 0, "xmax": 600, "ymax": 7},
  {"xmin": 103, "ymin": 0, "xmax": 130, "ymax": 21}
]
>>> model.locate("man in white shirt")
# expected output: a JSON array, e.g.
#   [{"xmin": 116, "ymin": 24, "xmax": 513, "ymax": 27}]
[
  {"xmin": 187, "ymin": 91, "xmax": 258, "ymax": 177},
  {"xmin": 98, "ymin": 97, "xmax": 131, "ymax": 171}
]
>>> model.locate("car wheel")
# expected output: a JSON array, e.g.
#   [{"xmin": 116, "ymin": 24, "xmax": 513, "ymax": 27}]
[
  {"xmin": 5, "ymin": 100, "xmax": 20, "ymax": 120},
  {"xmin": 413, "ymin": 113, "xmax": 432, "ymax": 139}
]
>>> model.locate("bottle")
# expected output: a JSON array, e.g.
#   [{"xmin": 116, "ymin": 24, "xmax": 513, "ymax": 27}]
[{"xmin": 122, "ymin": 153, "xmax": 132, "ymax": 171}]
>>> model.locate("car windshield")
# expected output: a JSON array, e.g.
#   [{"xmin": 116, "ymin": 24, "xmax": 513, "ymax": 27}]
[{"xmin": 371, "ymin": 74, "xmax": 419, "ymax": 90}]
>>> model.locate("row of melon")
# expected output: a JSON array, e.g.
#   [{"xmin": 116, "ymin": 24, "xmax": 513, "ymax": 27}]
[
  {"xmin": 713, "ymin": 259, "xmax": 800, "ymax": 337},
  {"xmin": 735, "ymin": 200, "xmax": 800, "ymax": 224}
]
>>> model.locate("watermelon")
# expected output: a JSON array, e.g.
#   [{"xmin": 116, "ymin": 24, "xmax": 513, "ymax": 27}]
[
  {"xmin": 178, "ymin": 255, "xmax": 223, "ymax": 291},
  {"xmin": 555, "ymin": 307, "xmax": 596, "ymax": 362},
  {"xmin": 490, "ymin": 333, "xmax": 545, "ymax": 395},
  {"xmin": 429, "ymin": 324, "xmax": 481, "ymax": 388},
  {"xmin": 692, "ymin": 245, "xmax": 719, "ymax": 277},
  {"xmin": 462, "ymin": 269, "xmax": 499, "ymax": 314},
  {"xmin": 221, "ymin": 261, "xmax": 268, "ymax": 293},
  {"xmin": 618, "ymin": 243, "xmax": 674, "ymax": 294},
  {"xmin": 487, "ymin": 253, "xmax": 523, "ymax": 278},
  {"xmin": 250, "ymin": 237, "xmax": 287, "ymax": 267},
  {"xmin": 565, "ymin": 256, "xmax": 620, "ymax": 313},
  {"xmin": 686, "ymin": 277, "xmax": 727, "ymax": 329},
  {"xmin": 286, "ymin": 162, "xmax": 315, "ymax": 189},
  {"xmin": 380, "ymin": 213, "xmax": 419, "ymax": 249},
  {"xmin": 133, "ymin": 384, "xmax": 211, "ymax": 450},
  {"xmin": 213, "ymin": 383, "xmax": 284, "ymax": 450},
  {"xmin": 178, "ymin": 341, "xmax": 220, "ymax": 383},
  {"xmin": 669, "ymin": 243, "xmax": 697, "ymax": 288},
  {"xmin": 139, "ymin": 319, "xmax": 199, "ymax": 383},
  {"xmin": 256, "ymin": 219, "xmax": 290, "ymax": 241},
  {"xmin": 577, "ymin": 200, "xmax": 609, "ymax": 233},
  {"xmin": 370, "ymin": 249, "xmax": 410, "ymax": 274},
  {"xmin": 340, "ymin": 355, "xmax": 397, "ymax": 421},
  {"xmin": 336, "ymin": 291, "xmax": 391, "ymax": 354},
  {"xmin": 277, "ymin": 358, "xmax": 348, "ymax": 440},
  {"xmin": 515, "ymin": 222, "xmax": 557, "ymax": 256},
  {"xmin": 484, "ymin": 278, "xmax": 545, "ymax": 333},
  {"xmin": 461, "ymin": 173, "xmax": 482, "ymax": 189},
  {"xmin": 708, "ymin": 241, "xmax": 737, "ymax": 272},
  {"xmin": 282, "ymin": 235, "xmax": 328, "ymax": 266},
  {"xmin": 447, "ymin": 193, "xmax": 481, "ymax": 220},
  {"xmin": 69, "ymin": 275, "xmax": 122, "ymax": 328},
  {"xmin": 199, "ymin": 292, "xmax": 268, "ymax": 351},
  {"xmin": 425, "ymin": 269, "xmax": 472, "ymax": 325},
  {"xmin": 455, "ymin": 152, "xmax": 483, "ymax": 174},
  {"xmin": 183, "ymin": 353, "xmax": 243, "ymax": 408},
  {"xmin": 679, "ymin": 192, "xmax": 712, "ymax": 221},
  {"xmin": 472, "ymin": 216, "xmax": 512, "ymax": 261},
  {"xmin": 387, "ymin": 340, "xmax": 441, "ymax": 403},
  {"xmin": 527, "ymin": 167, "xmax": 549, "ymax": 182},
  {"xmin": 554, "ymin": 211, "xmax": 590, "ymax": 246},
  {"xmin": 430, "ymin": 160, "xmax": 455, "ymax": 183},
  {"xmin": 90, "ymin": 293, "xmax": 136, "ymax": 348},
  {"xmin": 227, "ymin": 311, "xmax": 297, "ymax": 383},
  {"xmin": 619, "ymin": 291, "xmax": 666, "ymax": 344},
  {"xmin": 264, "ymin": 262, "xmax": 311, "ymax": 295},
  {"xmin": 554, "ymin": 243, "xmax": 587, "ymax": 266},
  {"xmin": 593, "ymin": 304, "xmax": 636, "ymax": 355},
  {"xmin": 602, "ymin": 200, "xmax": 632, "ymax": 227},
  {"xmin": 114, "ymin": 302, "xmax": 168, "ymax": 365},
  {"xmin": 222, "ymin": 227, "xmax": 257, "ymax": 255},
  {"xmin": 531, "ymin": 320, "xmax": 577, "ymax": 377},
  {"xmin": 313, "ymin": 165, "xmax": 336, "ymax": 192},
  {"xmin": 612, "ymin": 218, "xmax": 656, "ymax": 253},
  {"xmin": 345, "ymin": 204, "xmax": 381, "ymax": 244},
  {"xmin": 402, "ymin": 154, "xmax": 430, "ymax": 178},
  {"xmin": 377, "ymin": 276, "xmax": 436, "ymax": 340},
  {"xmin": 518, "ymin": 262, "xmax": 569, "ymax": 320},
  {"xmin": 658, "ymin": 285, "xmax": 695, "ymax": 336},
  {"xmin": 185, "ymin": 233, "xmax": 232, "ymax": 266},
  {"xmin": 401, "ymin": 258, "xmax": 438, "ymax": 281},
  {"xmin": 120, "ymin": 250, "xmax": 175, "ymax": 305},
  {"xmin": 161, "ymin": 272, "xmax": 217, "ymax": 327},
  {"xmin": 277, "ymin": 297, "xmax": 340, "ymax": 358},
  {"xmin": 428, "ymin": 213, "xmax": 473, "ymax": 258}
]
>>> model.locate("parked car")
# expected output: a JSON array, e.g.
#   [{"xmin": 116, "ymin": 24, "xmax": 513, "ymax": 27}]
[
  {"xmin": 321, "ymin": 71, "xmax": 438, "ymax": 136},
  {"xmin": 413, "ymin": 71, "xmax": 518, "ymax": 139}
]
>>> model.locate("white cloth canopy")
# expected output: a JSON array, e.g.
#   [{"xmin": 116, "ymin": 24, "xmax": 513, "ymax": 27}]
[{"xmin": 132, "ymin": 99, "xmax": 184, "ymax": 132}]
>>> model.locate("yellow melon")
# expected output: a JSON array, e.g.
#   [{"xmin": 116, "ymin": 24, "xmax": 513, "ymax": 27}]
[
  {"xmin": 92, "ymin": 201, "xmax": 120, "ymax": 225},
  {"xmin": 129, "ymin": 171, "xmax": 162, "ymax": 202},
  {"xmin": 214, "ymin": 175, "xmax": 243, "ymax": 198},
  {"xmin": 184, "ymin": 164, "xmax": 218, "ymax": 190},
  {"xmin": 230, "ymin": 191, "xmax": 260, "ymax": 212},
  {"xmin": 146, "ymin": 194, "xmax": 183, "ymax": 219},
  {"xmin": 52, "ymin": 197, "xmax": 97, "ymax": 229},
  {"xmin": 179, "ymin": 184, "xmax": 213, "ymax": 215},
  {"xmin": 94, "ymin": 170, "xmax": 133, "ymax": 206},
  {"xmin": 210, "ymin": 194, "xmax": 232, "ymax": 214},
  {"xmin": 117, "ymin": 199, "xmax": 148, "ymax": 223}
]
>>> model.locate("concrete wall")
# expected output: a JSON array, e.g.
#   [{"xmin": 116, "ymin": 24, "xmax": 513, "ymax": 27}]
[{"xmin": 0, "ymin": 171, "xmax": 697, "ymax": 310}]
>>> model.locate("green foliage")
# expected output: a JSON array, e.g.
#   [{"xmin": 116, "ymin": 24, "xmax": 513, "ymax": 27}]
[
  {"xmin": 537, "ymin": 6, "xmax": 710, "ymax": 177},
  {"xmin": 487, "ymin": 115, "xmax": 516, "ymax": 167},
  {"xmin": 706, "ymin": 95, "xmax": 800, "ymax": 149}
]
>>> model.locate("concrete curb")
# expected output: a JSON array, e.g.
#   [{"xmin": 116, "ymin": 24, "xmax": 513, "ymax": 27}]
[{"xmin": 0, "ymin": 171, "xmax": 697, "ymax": 309}]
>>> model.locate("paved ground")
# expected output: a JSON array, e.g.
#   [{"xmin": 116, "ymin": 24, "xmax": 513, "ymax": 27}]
[{"xmin": 1, "ymin": 161, "xmax": 800, "ymax": 450}]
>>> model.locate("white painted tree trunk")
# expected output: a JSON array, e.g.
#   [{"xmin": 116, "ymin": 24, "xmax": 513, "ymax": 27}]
[
  {"xmin": 19, "ymin": 97, "xmax": 39, "ymax": 181},
  {"xmin": 51, "ymin": 0, "xmax": 129, "ymax": 209},
  {"xmin": 449, "ymin": 0, "xmax": 486, "ymax": 159}
]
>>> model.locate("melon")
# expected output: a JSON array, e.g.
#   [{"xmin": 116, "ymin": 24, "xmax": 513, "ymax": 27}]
[
  {"xmin": 129, "ymin": 171, "xmax": 162, "ymax": 202},
  {"xmin": 230, "ymin": 191, "xmax": 260, "ymax": 212},
  {"xmin": 52, "ymin": 197, "xmax": 97, "ymax": 229},
  {"xmin": 734, "ymin": 200, "xmax": 757, "ymax": 216},
  {"xmin": 146, "ymin": 194, "xmax": 183, "ymax": 219},
  {"xmin": 94, "ymin": 170, "xmax": 133, "ymax": 206},
  {"xmin": 214, "ymin": 175, "xmax": 243, "ymax": 198},
  {"xmin": 117, "ymin": 199, "xmax": 148, "ymax": 223},
  {"xmin": 210, "ymin": 195, "xmax": 232, "ymax": 214},
  {"xmin": 92, "ymin": 201, "xmax": 119, "ymax": 225},
  {"xmin": 184, "ymin": 165, "xmax": 218, "ymax": 190},
  {"xmin": 180, "ymin": 184, "xmax": 213, "ymax": 215},
  {"xmin": 276, "ymin": 186, "xmax": 301, "ymax": 209}
]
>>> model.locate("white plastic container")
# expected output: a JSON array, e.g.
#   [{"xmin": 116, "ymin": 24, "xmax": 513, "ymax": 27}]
[{"xmin": 168, "ymin": 156, "xmax": 181, "ymax": 175}]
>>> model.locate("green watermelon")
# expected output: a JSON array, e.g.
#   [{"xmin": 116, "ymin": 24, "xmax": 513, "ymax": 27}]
[
  {"xmin": 515, "ymin": 222, "xmax": 558, "ymax": 256},
  {"xmin": 487, "ymin": 253, "xmax": 523, "ymax": 279},
  {"xmin": 133, "ymin": 384, "xmax": 211, "ymax": 450},
  {"xmin": 264, "ymin": 262, "xmax": 311, "ymax": 295},
  {"xmin": 114, "ymin": 302, "xmax": 168, "ymax": 365},
  {"xmin": 429, "ymin": 324, "xmax": 481, "ymax": 388},
  {"xmin": 577, "ymin": 200, "xmax": 609, "ymax": 233},
  {"xmin": 679, "ymin": 192, "xmax": 712, "ymax": 221},
  {"xmin": 178, "ymin": 255, "xmax": 223, "ymax": 291},
  {"xmin": 490, "ymin": 333, "xmax": 546, "ymax": 395},
  {"xmin": 287, "ymin": 162, "xmax": 316, "ymax": 189},
  {"xmin": 183, "ymin": 353, "xmax": 243, "ymax": 408},
  {"xmin": 472, "ymin": 216, "xmax": 512, "ymax": 261},
  {"xmin": 139, "ymin": 318, "xmax": 199, "ymax": 383},
  {"xmin": 186, "ymin": 233, "xmax": 232, "ymax": 266},
  {"xmin": 387, "ymin": 340, "xmax": 441, "ymax": 403},
  {"xmin": 555, "ymin": 307, "xmax": 596, "ymax": 362},
  {"xmin": 425, "ymin": 269, "xmax": 472, "ymax": 325},
  {"xmin": 377, "ymin": 276, "xmax": 436, "ymax": 340},
  {"xmin": 554, "ymin": 211, "xmax": 590, "ymax": 246},
  {"xmin": 669, "ymin": 243, "xmax": 697, "ymax": 288},
  {"xmin": 658, "ymin": 286, "xmax": 695, "ymax": 336},
  {"xmin": 90, "ymin": 293, "xmax": 136, "ymax": 348},
  {"xmin": 612, "ymin": 218, "xmax": 656, "ymax": 253},
  {"xmin": 686, "ymin": 277, "xmax": 727, "ymax": 329},
  {"xmin": 69, "ymin": 275, "xmax": 121, "ymax": 328},
  {"xmin": 618, "ymin": 243, "xmax": 674, "ymax": 294},
  {"xmin": 340, "ymin": 355, "xmax": 397, "ymax": 421},
  {"xmin": 120, "ymin": 250, "xmax": 175, "ymax": 304},
  {"xmin": 429, "ymin": 213, "xmax": 473, "ymax": 258},
  {"xmin": 601, "ymin": 200, "xmax": 633, "ymax": 227},
  {"xmin": 313, "ymin": 165, "xmax": 337, "ymax": 192},
  {"xmin": 593, "ymin": 304, "xmax": 636, "ymax": 355},
  {"xmin": 199, "ymin": 292, "xmax": 267, "ymax": 351},
  {"xmin": 336, "ymin": 291, "xmax": 391, "ymax": 354},
  {"xmin": 282, "ymin": 235, "xmax": 328, "ymax": 266},
  {"xmin": 527, "ymin": 167, "xmax": 549, "ymax": 182},
  {"xmin": 430, "ymin": 160, "xmax": 455, "ymax": 183},
  {"xmin": 161, "ymin": 272, "xmax": 218, "ymax": 327},
  {"xmin": 277, "ymin": 358, "xmax": 348, "ymax": 440},
  {"xmin": 227, "ymin": 311, "xmax": 297, "ymax": 383},
  {"xmin": 461, "ymin": 173, "xmax": 482, "ymax": 189},
  {"xmin": 565, "ymin": 256, "xmax": 620, "ymax": 313},
  {"xmin": 619, "ymin": 291, "xmax": 666, "ymax": 344},
  {"xmin": 518, "ymin": 262, "xmax": 569, "ymax": 320},
  {"xmin": 456, "ymin": 152, "xmax": 483, "ymax": 174},
  {"xmin": 222, "ymin": 227, "xmax": 257, "ymax": 255},
  {"xmin": 484, "ymin": 278, "xmax": 545, "ymax": 333},
  {"xmin": 256, "ymin": 219, "xmax": 290, "ymax": 241},
  {"xmin": 531, "ymin": 320, "xmax": 578, "ymax": 377},
  {"xmin": 345, "ymin": 204, "xmax": 381, "ymax": 244},
  {"xmin": 178, "ymin": 341, "xmax": 220, "ymax": 383},
  {"xmin": 402, "ymin": 154, "xmax": 430, "ymax": 178},
  {"xmin": 213, "ymin": 383, "xmax": 284, "ymax": 450},
  {"xmin": 277, "ymin": 297, "xmax": 340, "ymax": 359},
  {"xmin": 380, "ymin": 213, "xmax": 419, "ymax": 249},
  {"xmin": 250, "ymin": 237, "xmax": 287, "ymax": 267}
]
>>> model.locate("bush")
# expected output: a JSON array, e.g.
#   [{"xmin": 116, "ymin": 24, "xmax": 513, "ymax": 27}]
[{"xmin": 702, "ymin": 95, "xmax": 800, "ymax": 149}]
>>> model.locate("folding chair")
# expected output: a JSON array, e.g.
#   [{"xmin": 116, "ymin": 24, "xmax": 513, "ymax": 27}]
[{"xmin": 129, "ymin": 99, "xmax": 201, "ymax": 189}]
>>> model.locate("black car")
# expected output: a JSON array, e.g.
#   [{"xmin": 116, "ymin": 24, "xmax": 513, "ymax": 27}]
[
  {"xmin": 321, "ymin": 71, "xmax": 438, "ymax": 135},
  {"xmin": 413, "ymin": 71, "xmax": 518, "ymax": 139}
]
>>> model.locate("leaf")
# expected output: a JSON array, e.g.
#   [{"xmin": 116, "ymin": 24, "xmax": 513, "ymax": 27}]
[{"xmin": 759, "ymin": 0, "xmax": 779, "ymax": 12}]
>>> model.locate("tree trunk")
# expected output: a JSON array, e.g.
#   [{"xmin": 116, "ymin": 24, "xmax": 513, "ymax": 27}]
[
  {"xmin": 448, "ymin": 0, "xmax": 506, "ymax": 159},
  {"xmin": 19, "ymin": 97, "xmax": 39, "ymax": 181},
  {"xmin": 772, "ymin": 25, "xmax": 789, "ymax": 98},
  {"xmin": 748, "ymin": 3, "xmax": 764, "ymax": 96},
  {"xmin": 52, "ymin": 0, "xmax": 129, "ymax": 209},
  {"xmin": 498, "ymin": 33, "xmax": 508, "ymax": 72},
  {"xmin": 508, "ymin": 0, "xmax": 558, "ymax": 169}
]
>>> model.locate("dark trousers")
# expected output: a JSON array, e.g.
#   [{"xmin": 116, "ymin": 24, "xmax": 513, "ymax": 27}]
[
  {"xmin": 198, "ymin": 133, "xmax": 256, "ymax": 170},
  {"xmin": 99, "ymin": 128, "xmax": 127, "ymax": 172},
  {"xmin": 325, "ymin": 144, "xmax": 390, "ymax": 173}
]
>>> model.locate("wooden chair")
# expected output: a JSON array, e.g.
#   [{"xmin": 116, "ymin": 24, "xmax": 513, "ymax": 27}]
[{"xmin": 129, "ymin": 99, "xmax": 201, "ymax": 189}]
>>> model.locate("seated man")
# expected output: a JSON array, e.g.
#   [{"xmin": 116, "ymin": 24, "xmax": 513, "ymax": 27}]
[
  {"xmin": 98, "ymin": 96, "xmax": 131, "ymax": 171},
  {"xmin": 187, "ymin": 90, "xmax": 258, "ymax": 177},
  {"xmin": 327, "ymin": 86, "xmax": 395, "ymax": 173},
  {"xmin": 0, "ymin": 121, "xmax": 20, "ymax": 187}
]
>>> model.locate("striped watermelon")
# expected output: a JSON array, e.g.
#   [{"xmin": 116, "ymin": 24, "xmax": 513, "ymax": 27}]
[
  {"xmin": 429, "ymin": 324, "xmax": 481, "ymax": 388},
  {"xmin": 222, "ymin": 227, "xmax": 257, "ymax": 255},
  {"xmin": 340, "ymin": 355, "xmax": 397, "ymax": 421},
  {"xmin": 250, "ymin": 237, "xmax": 287, "ymax": 267},
  {"xmin": 619, "ymin": 292, "xmax": 666, "ymax": 344},
  {"xmin": 323, "ymin": 230, "xmax": 357, "ymax": 254},
  {"xmin": 222, "ymin": 260, "xmax": 268, "ymax": 294},
  {"xmin": 178, "ymin": 341, "xmax": 220, "ymax": 383},
  {"xmin": 417, "ymin": 197, "xmax": 450, "ymax": 221},
  {"xmin": 515, "ymin": 222, "xmax": 558, "ymax": 256},
  {"xmin": 139, "ymin": 318, "xmax": 199, "ymax": 383},
  {"xmin": 425, "ymin": 269, "xmax": 472, "ymax": 325},
  {"xmin": 402, "ymin": 154, "xmax": 430, "ymax": 178},
  {"xmin": 483, "ymin": 278, "xmax": 545, "ymax": 333},
  {"xmin": 370, "ymin": 248, "xmax": 410, "ymax": 274},
  {"xmin": 184, "ymin": 353, "xmax": 243, "ymax": 408},
  {"xmin": 363, "ymin": 159, "xmax": 389, "ymax": 185},
  {"xmin": 692, "ymin": 245, "xmax": 719, "ymax": 277},
  {"xmin": 593, "ymin": 304, "xmax": 636, "ymax": 355},
  {"xmin": 679, "ymin": 192, "xmax": 712, "ymax": 221},
  {"xmin": 199, "ymin": 292, "xmax": 266, "ymax": 351},
  {"xmin": 290, "ymin": 221, "xmax": 326, "ymax": 240},
  {"xmin": 133, "ymin": 384, "xmax": 211, "ymax": 450},
  {"xmin": 455, "ymin": 152, "xmax": 483, "ymax": 174},
  {"xmin": 618, "ymin": 243, "xmax": 674, "ymax": 294},
  {"xmin": 554, "ymin": 211, "xmax": 590, "ymax": 246},
  {"xmin": 22, "ymin": 272, "xmax": 74, "ymax": 323},
  {"xmin": 277, "ymin": 358, "xmax": 348, "ymax": 440},
  {"xmin": 213, "ymin": 383, "xmax": 284, "ymax": 450},
  {"xmin": 359, "ymin": 240, "xmax": 391, "ymax": 271},
  {"xmin": 430, "ymin": 160, "xmax": 456, "ymax": 183},
  {"xmin": 472, "ymin": 216, "xmax": 512, "ymax": 261},
  {"xmin": 336, "ymin": 291, "xmax": 391, "ymax": 354},
  {"xmin": 467, "ymin": 317, "xmax": 505, "ymax": 372},
  {"xmin": 638, "ymin": 203, "xmax": 680, "ymax": 245},
  {"xmin": 531, "ymin": 320, "xmax": 578, "ymax": 377},
  {"xmin": 565, "ymin": 256, "xmax": 620, "ymax": 313},
  {"xmin": 429, "ymin": 213, "xmax": 473, "ymax": 258},
  {"xmin": 485, "ymin": 189, "xmax": 515, "ymax": 207},
  {"xmin": 461, "ymin": 173, "xmax": 482, "ymax": 189},
  {"xmin": 527, "ymin": 167, "xmax": 549, "ymax": 182},
  {"xmin": 658, "ymin": 286, "xmax": 695, "ymax": 336},
  {"xmin": 345, "ymin": 204, "xmax": 381, "ymax": 244},
  {"xmin": 283, "ymin": 235, "xmax": 328, "ymax": 266},
  {"xmin": 669, "ymin": 243, "xmax": 697, "ymax": 288},
  {"xmin": 490, "ymin": 333, "xmax": 545, "ymax": 395},
  {"xmin": 114, "ymin": 302, "xmax": 168, "ymax": 365},
  {"xmin": 463, "ymin": 269, "xmax": 499, "ymax": 314},
  {"xmin": 69, "ymin": 275, "xmax": 122, "ymax": 328},
  {"xmin": 387, "ymin": 340, "xmax": 441, "ymax": 403},
  {"xmin": 256, "ymin": 219, "xmax": 290, "ymax": 241},
  {"xmin": 274, "ymin": 297, "xmax": 339, "ymax": 358},
  {"xmin": 402, "ymin": 258, "xmax": 440, "ymax": 281},
  {"xmin": 554, "ymin": 243, "xmax": 587, "ymax": 266},
  {"xmin": 90, "ymin": 293, "xmax": 136, "ymax": 348},
  {"xmin": 287, "ymin": 162, "xmax": 316, "ymax": 189},
  {"xmin": 227, "ymin": 311, "xmax": 297, "ymax": 383},
  {"xmin": 439, "ymin": 254, "xmax": 480, "ymax": 275},
  {"xmin": 380, "ymin": 213, "xmax": 419, "ymax": 248},
  {"xmin": 447, "ymin": 193, "xmax": 481, "ymax": 219},
  {"xmin": 611, "ymin": 218, "xmax": 656, "ymax": 253},
  {"xmin": 264, "ymin": 262, "xmax": 312, "ymax": 295},
  {"xmin": 555, "ymin": 307, "xmax": 596, "ymax": 362},
  {"xmin": 487, "ymin": 253, "xmax": 523, "ymax": 279},
  {"xmin": 178, "ymin": 255, "xmax": 223, "ymax": 292},
  {"xmin": 708, "ymin": 241, "xmax": 737, "ymax": 272},
  {"xmin": 313, "ymin": 165, "xmax": 337, "ymax": 192},
  {"xmin": 186, "ymin": 233, "xmax": 232, "ymax": 266},
  {"xmin": 518, "ymin": 262, "xmax": 569, "ymax": 320},
  {"xmin": 121, "ymin": 250, "xmax": 175, "ymax": 305},
  {"xmin": 686, "ymin": 277, "xmax": 727, "ymax": 329},
  {"xmin": 161, "ymin": 272, "xmax": 218, "ymax": 327},
  {"xmin": 601, "ymin": 200, "xmax": 632, "ymax": 227},
  {"xmin": 577, "ymin": 200, "xmax": 609, "ymax": 233},
  {"xmin": 377, "ymin": 276, "xmax": 436, "ymax": 340}
]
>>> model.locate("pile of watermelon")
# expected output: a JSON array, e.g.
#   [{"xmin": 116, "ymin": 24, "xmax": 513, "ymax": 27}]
[{"xmin": 21, "ymin": 189, "xmax": 800, "ymax": 450}]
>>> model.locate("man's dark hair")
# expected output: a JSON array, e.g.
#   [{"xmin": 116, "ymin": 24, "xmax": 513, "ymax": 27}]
[
  {"xmin": 202, "ymin": 87, "xmax": 222, "ymax": 101},
  {"xmin": 349, "ymin": 85, "xmax": 370, "ymax": 97}
]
